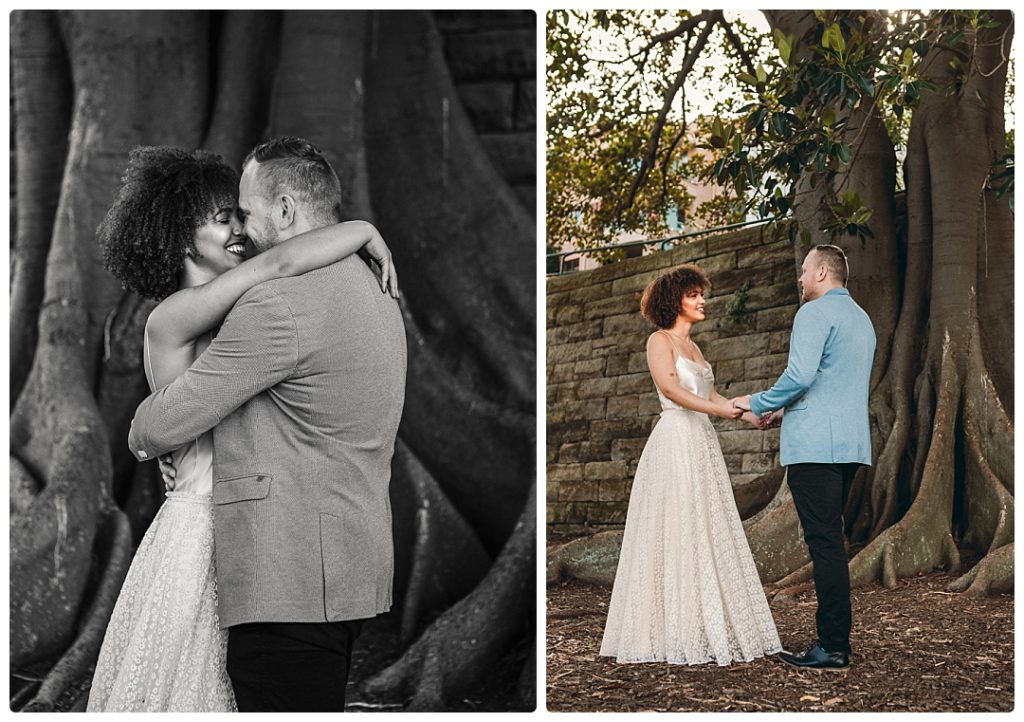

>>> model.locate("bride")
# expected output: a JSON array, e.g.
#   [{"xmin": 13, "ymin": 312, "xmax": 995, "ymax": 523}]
[
  {"xmin": 87, "ymin": 145, "xmax": 397, "ymax": 711},
  {"xmin": 600, "ymin": 263, "xmax": 781, "ymax": 666}
]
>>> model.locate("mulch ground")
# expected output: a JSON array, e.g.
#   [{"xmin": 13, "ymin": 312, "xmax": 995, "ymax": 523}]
[{"xmin": 547, "ymin": 572, "xmax": 1014, "ymax": 712}]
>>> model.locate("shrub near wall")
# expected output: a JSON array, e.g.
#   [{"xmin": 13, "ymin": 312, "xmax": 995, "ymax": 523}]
[{"xmin": 546, "ymin": 226, "xmax": 800, "ymax": 534}]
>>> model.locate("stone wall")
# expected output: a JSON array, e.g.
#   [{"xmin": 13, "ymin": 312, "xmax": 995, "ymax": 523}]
[
  {"xmin": 546, "ymin": 225, "xmax": 801, "ymax": 533},
  {"xmin": 437, "ymin": 10, "xmax": 536, "ymax": 214}
]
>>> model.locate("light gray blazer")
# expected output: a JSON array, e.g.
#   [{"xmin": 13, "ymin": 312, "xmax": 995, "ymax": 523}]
[
  {"xmin": 749, "ymin": 288, "xmax": 875, "ymax": 466},
  {"xmin": 129, "ymin": 255, "xmax": 407, "ymax": 628}
]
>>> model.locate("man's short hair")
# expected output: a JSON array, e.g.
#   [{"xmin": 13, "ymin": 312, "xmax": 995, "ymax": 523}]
[
  {"xmin": 244, "ymin": 137, "xmax": 343, "ymax": 226},
  {"xmin": 811, "ymin": 244, "xmax": 849, "ymax": 285}
]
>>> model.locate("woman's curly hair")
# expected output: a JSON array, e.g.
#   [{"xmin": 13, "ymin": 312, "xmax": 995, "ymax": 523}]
[
  {"xmin": 640, "ymin": 264, "xmax": 711, "ymax": 329},
  {"xmin": 99, "ymin": 146, "xmax": 239, "ymax": 301}
]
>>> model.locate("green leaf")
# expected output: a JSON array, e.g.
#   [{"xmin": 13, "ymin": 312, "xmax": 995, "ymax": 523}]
[
  {"xmin": 756, "ymin": 63, "xmax": 767, "ymax": 85},
  {"xmin": 739, "ymin": 72, "xmax": 759, "ymax": 87},
  {"xmin": 836, "ymin": 143, "xmax": 852, "ymax": 163},
  {"xmin": 773, "ymin": 28, "xmax": 792, "ymax": 65}
]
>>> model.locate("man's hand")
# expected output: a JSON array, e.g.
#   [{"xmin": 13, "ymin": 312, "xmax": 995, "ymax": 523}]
[
  {"xmin": 364, "ymin": 231, "xmax": 399, "ymax": 299},
  {"xmin": 740, "ymin": 411, "xmax": 767, "ymax": 430},
  {"xmin": 763, "ymin": 408, "xmax": 785, "ymax": 428},
  {"xmin": 159, "ymin": 454, "xmax": 178, "ymax": 492},
  {"xmin": 732, "ymin": 394, "xmax": 752, "ymax": 412}
]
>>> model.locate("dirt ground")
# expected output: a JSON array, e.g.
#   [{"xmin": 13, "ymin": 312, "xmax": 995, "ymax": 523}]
[{"xmin": 547, "ymin": 572, "xmax": 1014, "ymax": 712}]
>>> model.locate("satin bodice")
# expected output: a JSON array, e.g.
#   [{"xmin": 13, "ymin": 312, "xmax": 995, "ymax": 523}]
[
  {"xmin": 656, "ymin": 355, "xmax": 714, "ymax": 411},
  {"xmin": 168, "ymin": 432, "xmax": 214, "ymax": 497}
]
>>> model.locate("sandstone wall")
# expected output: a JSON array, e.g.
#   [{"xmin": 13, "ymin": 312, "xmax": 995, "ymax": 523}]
[
  {"xmin": 547, "ymin": 226, "xmax": 800, "ymax": 533},
  {"xmin": 437, "ymin": 10, "xmax": 536, "ymax": 214}
]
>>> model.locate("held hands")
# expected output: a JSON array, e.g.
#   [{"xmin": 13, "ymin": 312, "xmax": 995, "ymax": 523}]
[
  {"xmin": 364, "ymin": 230, "xmax": 399, "ymax": 299},
  {"xmin": 159, "ymin": 454, "xmax": 178, "ymax": 492},
  {"xmin": 731, "ymin": 394, "xmax": 752, "ymax": 412},
  {"xmin": 717, "ymin": 401, "xmax": 744, "ymax": 420}
]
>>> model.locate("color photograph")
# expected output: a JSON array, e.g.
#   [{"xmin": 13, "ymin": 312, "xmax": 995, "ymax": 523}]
[{"xmin": 546, "ymin": 9, "xmax": 1013, "ymax": 712}]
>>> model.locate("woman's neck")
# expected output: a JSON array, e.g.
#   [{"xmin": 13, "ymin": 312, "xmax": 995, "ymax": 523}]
[
  {"xmin": 178, "ymin": 261, "xmax": 218, "ymax": 290},
  {"xmin": 668, "ymin": 318, "xmax": 693, "ymax": 340}
]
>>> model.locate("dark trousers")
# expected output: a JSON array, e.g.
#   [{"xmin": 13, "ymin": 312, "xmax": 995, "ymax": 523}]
[
  {"xmin": 787, "ymin": 463, "xmax": 858, "ymax": 655},
  {"xmin": 226, "ymin": 619, "xmax": 364, "ymax": 712}
]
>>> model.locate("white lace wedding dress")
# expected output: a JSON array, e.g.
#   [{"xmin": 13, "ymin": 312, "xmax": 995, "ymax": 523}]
[
  {"xmin": 600, "ymin": 354, "xmax": 782, "ymax": 665},
  {"xmin": 87, "ymin": 431, "xmax": 236, "ymax": 711}
]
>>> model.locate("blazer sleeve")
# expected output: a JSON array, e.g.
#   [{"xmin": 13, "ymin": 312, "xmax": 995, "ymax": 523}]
[
  {"xmin": 750, "ymin": 302, "xmax": 831, "ymax": 415},
  {"xmin": 128, "ymin": 284, "xmax": 298, "ymax": 459}
]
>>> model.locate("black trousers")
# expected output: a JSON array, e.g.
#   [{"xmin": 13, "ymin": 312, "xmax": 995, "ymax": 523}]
[
  {"xmin": 786, "ymin": 462, "xmax": 858, "ymax": 655},
  {"xmin": 226, "ymin": 619, "xmax": 365, "ymax": 712}
]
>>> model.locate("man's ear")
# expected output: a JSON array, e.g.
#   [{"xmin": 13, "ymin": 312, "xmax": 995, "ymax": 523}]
[{"xmin": 277, "ymin": 194, "xmax": 296, "ymax": 230}]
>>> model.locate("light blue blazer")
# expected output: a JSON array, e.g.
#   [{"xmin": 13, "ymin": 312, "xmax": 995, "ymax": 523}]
[{"xmin": 750, "ymin": 288, "xmax": 876, "ymax": 466}]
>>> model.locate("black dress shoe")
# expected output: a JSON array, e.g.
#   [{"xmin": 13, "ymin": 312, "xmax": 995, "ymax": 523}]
[{"xmin": 778, "ymin": 642, "xmax": 849, "ymax": 670}]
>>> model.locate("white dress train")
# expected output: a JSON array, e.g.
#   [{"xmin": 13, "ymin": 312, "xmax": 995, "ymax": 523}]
[
  {"xmin": 87, "ymin": 432, "xmax": 236, "ymax": 711},
  {"xmin": 600, "ymin": 354, "xmax": 782, "ymax": 665}
]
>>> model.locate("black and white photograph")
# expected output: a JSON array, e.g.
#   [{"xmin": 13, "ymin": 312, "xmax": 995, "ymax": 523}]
[
  {"xmin": 9, "ymin": 9, "xmax": 536, "ymax": 712},
  {"xmin": 545, "ymin": 8, "xmax": 1013, "ymax": 713}
]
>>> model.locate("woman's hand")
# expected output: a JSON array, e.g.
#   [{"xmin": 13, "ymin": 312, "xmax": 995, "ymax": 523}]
[
  {"xmin": 740, "ymin": 411, "xmax": 767, "ymax": 429},
  {"xmin": 364, "ymin": 230, "xmax": 399, "ymax": 298},
  {"xmin": 716, "ymin": 401, "xmax": 744, "ymax": 420}
]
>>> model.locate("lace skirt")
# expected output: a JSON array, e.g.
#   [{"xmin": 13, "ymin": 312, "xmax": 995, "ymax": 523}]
[
  {"xmin": 600, "ymin": 409, "xmax": 782, "ymax": 665},
  {"xmin": 87, "ymin": 492, "xmax": 237, "ymax": 711}
]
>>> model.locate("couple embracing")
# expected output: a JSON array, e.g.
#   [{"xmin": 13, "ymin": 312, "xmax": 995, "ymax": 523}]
[
  {"xmin": 601, "ymin": 245, "xmax": 875, "ymax": 671},
  {"xmin": 88, "ymin": 138, "xmax": 406, "ymax": 711}
]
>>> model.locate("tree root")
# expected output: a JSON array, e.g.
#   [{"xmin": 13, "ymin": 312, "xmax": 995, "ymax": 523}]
[
  {"xmin": 19, "ymin": 506, "xmax": 132, "ymax": 711},
  {"xmin": 946, "ymin": 543, "xmax": 1013, "ymax": 596},
  {"xmin": 546, "ymin": 531, "xmax": 623, "ymax": 587},
  {"xmin": 362, "ymin": 483, "xmax": 535, "ymax": 710},
  {"xmin": 848, "ymin": 333, "xmax": 962, "ymax": 587},
  {"xmin": 734, "ymin": 467, "xmax": 784, "ymax": 521}
]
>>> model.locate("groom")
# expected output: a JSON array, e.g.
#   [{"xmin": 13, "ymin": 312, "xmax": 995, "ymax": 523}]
[
  {"xmin": 733, "ymin": 244, "xmax": 875, "ymax": 670},
  {"xmin": 130, "ymin": 137, "xmax": 407, "ymax": 710}
]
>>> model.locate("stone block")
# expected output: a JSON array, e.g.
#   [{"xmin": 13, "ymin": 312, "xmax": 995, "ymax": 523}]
[
  {"xmin": 563, "ymin": 502, "xmax": 589, "ymax": 524},
  {"xmin": 578, "ymin": 377, "xmax": 618, "ymax": 399},
  {"xmin": 748, "ymin": 281, "xmax": 800, "ymax": 309},
  {"xmin": 638, "ymin": 394, "xmax": 662, "ymax": 417},
  {"xmin": 548, "ymin": 362, "xmax": 575, "ymax": 384},
  {"xmin": 717, "ymin": 429, "xmax": 765, "ymax": 454},
  {"xmin": 737, "ymin": 241, "xmax": 792, "ymax": 268},
  {"xmin": 546, "ymin": 478, "xmax": 560, "ymax": 501},
  {"xmin": 757, "ymin": 305, "xmax": 798, "ymax": 332},
  {"xmin": 547, "ymin": 503, "xmax": 566, "ymax": 524},
  {"xmin": 547, "ymin": 463, "xmax": 584, "ymax": 483},
  {"xmin": 566, "ymin": 319, "xmax": 604, "ymax": 342},
  {"xmin": 559, "ymin": 479, "xmax": 598, "ymax": 502},
  {"xmin": 710, "ymin": 358, "xmax": 745, "ymax": 384},
  {"xmin": 746, "ymin": 352, "xmax": 788, "ymax": 380},
  {"xmin": 606, "ymin": 395, "xmax": 639, "ymax": 419},
  {"xmin": 610, "ymin": 437, "xmax": 648, "ymax": 461},
  {"xmin": 708, "ymin": 265, "xmax": 775, "ymax": 295},
  {"xmin": 555, "ymin": 383, "xmax": 579, "ymax": 404},
  {"xmin": 569, "ymin": 281, "xmax": 615, "ymax": 304},
  {"xmin": 598, "ymin": 479, "xmax": 631, "ymax": 502},
  {"xmin": 583, "ymin": 294, "xmax": 641, "ymax": 320},
  {"xmin": 554, "ymin": 303, "xmax": 583, "ymax": 325},
  {"xmin": 617, "ymin": 372, "xmax": 655, "ymax": 395},
  {"xmin": 667, "ymin": 238, "xmax": 708, "ymax": 263},
  {"xmin": 445, "ymin": 28, "xmax": 536, "ymax": 80},
  {"xmin": 564, "ymin": 398, "xmax": 606, "ymax": 421},
  {"xmin": 626, "ymin": 351, "xmax": 650, "ymax": 373},
  {"xmin": 723, "ymin": 453, "xmax": 743, "ymax": 474},
  {"xmin": 578, "ymin": 441, "xmax": 611, "ymax": 463},
  {"xmin": 547, "ymin": 339, "xmax": 593, "ymax": 364},
  {"xmin": 703, "ymin": 333, "xmax": 769, "ymax": 362},
  {"xmin": 479, "ymin": 132, "xmax": 536, "ymax": 185},
  {"xmin": 610, "ymin": 269, "xmax": 663, "ymax": 296},
  {"xmin": 603, "ymin": 312, "xmax": 646, "ymax": 337},
  {"xmin": 585, "ymin": 460, "xmax": 629, "ymax": 480},
  {"xmin": 707, "ymin": 227, "xmax": 764, "ymax": 253},
  {"xmin": 547, "ymin": 421, "xmax": 590, "ymax": 444},
  {"xmin": 455, "ymin": 80, "xmax": 515, "ymax": 131},
  {"xmin": 700, "ymin": 250, "xmax": 738, "ymax": 275},
  {"xmin": 435, "ymin": 10, "xmax": 535, "ymax": 32},
  {"xmin": 547, "ymin": 272, "xmax": 590, "ymax": 294},
  {"xmin": 557, "ymin": 442, "xmax": 580, "ymax": 464},
  {"xmin": 768, "ymin": 331, "xmax": 792, "ymax": 354},
  {"xmin": 515, "ymin": 79, "xmax": 536, "ymax": 130},
  {"xmin": 588, "ymin": 501, "xmax": 629, "ymax": 525},
  {"xmin": 572, "ymin": 357, "xmax": 606, "ymax": 378},
  {"xmin": 590, "ymin": 417, "xmax": 652, "ymax": 442},
  {"xmin": 547, "ymin": 326, "xmax": 569, "ymax": 346},
  {"xmin": 741, "ymin": 452, "xmax": 775, "ymax": 474},
  {"xmin": 546, "ymin": 445, "xmax": 559, "ymax": 464},
  {"xmin": 604, "ymin": 353, "xmax": 630, "ymax": 376}
]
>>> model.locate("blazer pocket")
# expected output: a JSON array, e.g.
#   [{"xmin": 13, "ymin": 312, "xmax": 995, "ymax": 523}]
[
  {"xmin": 787, "ymin": 397, "xmax": 808, "ymax": 410},
  {"xmin": 214, "ymin": 474, "xmax": 272, "ymax": 504}
]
